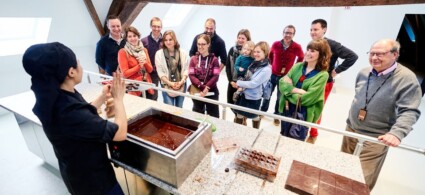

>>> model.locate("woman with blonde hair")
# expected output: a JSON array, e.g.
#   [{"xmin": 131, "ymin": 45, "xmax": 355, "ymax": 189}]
[
  {"xmin": 278, "ymin": 39, "xmax": 331, "ymax": 141},
  {"xmin": 118, "ymin": 26, "xmax": 154, "ymax": 99},
  {"xmin": 155, "ymin": 30, "xmax": 189, "ymax": 107},
  {"xmin": 234, "ymin": 41, "xmax": 272, "ymax": 129}
]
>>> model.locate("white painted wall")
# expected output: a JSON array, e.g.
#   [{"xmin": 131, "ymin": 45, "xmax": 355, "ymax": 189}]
[{"xmin": 0, "ymin": 0, "xmax": 101, "ymax": 100}]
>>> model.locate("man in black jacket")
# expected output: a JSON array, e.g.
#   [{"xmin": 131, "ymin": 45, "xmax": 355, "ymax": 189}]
[
  {"xmin": 307, "ymin": 19, "xmax": 359, "ymax": 144},
  {"xmin": 189, "ymin": 18, "xmax": 227, "ymax": 71},
  {"xmin": 95, "ymin": 15, "xmax": 126, "ymax": 76}
]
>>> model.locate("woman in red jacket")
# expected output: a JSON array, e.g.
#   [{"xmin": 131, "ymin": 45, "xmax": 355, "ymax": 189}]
[{"xmin": 118, "ymin": 26, "xmax": 154, "ymax": 99}]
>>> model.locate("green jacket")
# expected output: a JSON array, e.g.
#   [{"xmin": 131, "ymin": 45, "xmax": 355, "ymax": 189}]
[{"xmin": 278, "ymin": 62, "xmax": 329, "ymax": 123}]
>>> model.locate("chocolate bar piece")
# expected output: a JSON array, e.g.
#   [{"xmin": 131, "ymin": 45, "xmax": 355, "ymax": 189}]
[{"xmin": 285, "ymin": 160, "xmax": 369, "ymax": 195}]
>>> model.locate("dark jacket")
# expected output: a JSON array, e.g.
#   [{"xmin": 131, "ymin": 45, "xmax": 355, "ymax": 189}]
[
  {"xmin": 141, "ymin": 32, "xmax": 163, "ymax": 72},
  {"xmin": 49, "ymin": 90, "xmax": 119, "ymax": 194},
  {"xmin": 326, "ymin": 38, "xmax": 358, "ymax": 82},
  {"xmin": 95, "ymin": 34, "xmax": 126, "ymax": 75},
  {"xmin": 225, "ymin": 45, "xmax": 242, "ymax": 82}
]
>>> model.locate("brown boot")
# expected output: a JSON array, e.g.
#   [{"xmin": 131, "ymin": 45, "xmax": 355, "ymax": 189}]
[
  {"xmin": 273, "ymin": 119, "xmax": 280, "ymax": 126},
  {"xmin": 305, "ymin": 136, "xmax": 317, "ymax": 144},
  {"xmin": 252, "ymin": 119, "xmax": 261, "ymax": 129},
  {"xmin": 242, "ymin": 117, "xmax": 247, "ymax": 126},
  {"xmin": 235, "ymin": 117, "xmax": 244, "ymax": 124}
]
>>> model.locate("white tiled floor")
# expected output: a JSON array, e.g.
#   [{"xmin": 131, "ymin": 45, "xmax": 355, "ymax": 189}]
[{"xmin": 1, "ymin": 71, "xmax": 424, "ymax": 194}]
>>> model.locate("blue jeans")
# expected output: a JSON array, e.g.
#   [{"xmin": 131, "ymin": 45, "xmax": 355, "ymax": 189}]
[
  {"xmin": 161, "ymin": 84, "xmax": 186, "ymax": 108},
  {"xmin": 260, "ymin": 74, "xmax": 282, "ymax": 114}
]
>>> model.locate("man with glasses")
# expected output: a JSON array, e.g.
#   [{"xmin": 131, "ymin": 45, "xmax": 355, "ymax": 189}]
[
  {"xmin": 189, "ymin": 18, "xmax": 227, "ymax": 71},
  {"xmin": 341, "ymin": 39, "xmax": 421, "ymax": 190},
  {"xmin": 141, "ymin": 17, "xmax": 163, "ymax": 101},
  {"xmin": 259, "ymin": 25, "xmax": 304, "ymax": 126},
  {"xmin": 307, "ymin": 19, "xmax": 359, "ymax": 144}
]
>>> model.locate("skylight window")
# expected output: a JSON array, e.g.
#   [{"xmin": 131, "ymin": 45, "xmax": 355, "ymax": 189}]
[
  {"xmin": 163, "ymin": 4, "xmax": 193, "ymax": 27},
  {"xmin": 0, "ymin": 17, "xmax": 51, "ymax": 56}
]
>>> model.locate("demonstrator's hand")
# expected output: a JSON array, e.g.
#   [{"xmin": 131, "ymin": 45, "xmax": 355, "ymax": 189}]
[{"xmin": 111, "ymin": 72, "xmax": 125, "ymax": 100}]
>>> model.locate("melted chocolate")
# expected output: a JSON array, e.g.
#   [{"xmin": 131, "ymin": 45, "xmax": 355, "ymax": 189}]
[{"xmin": 128, "ymin": 116, "xmax": 193, "ymax": 150}]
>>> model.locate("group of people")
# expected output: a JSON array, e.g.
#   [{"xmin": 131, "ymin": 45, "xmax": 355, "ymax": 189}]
[
  {"xmin": 22, "ymin": 14, "xmax": 422, "ymax": 194},
  {"xmin": 94, "ymin": 15, "xmax": 423, "ymax": 191}
]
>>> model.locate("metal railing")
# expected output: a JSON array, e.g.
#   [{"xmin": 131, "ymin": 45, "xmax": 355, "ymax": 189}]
[{"xmin": 84, "ymin": 70, "xmax": 425, "ymax": 157}]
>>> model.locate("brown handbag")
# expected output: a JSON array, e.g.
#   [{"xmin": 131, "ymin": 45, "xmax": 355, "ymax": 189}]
[{"xmin": 189, "ymin": 84, "xmax": 201, "ymax": 95}]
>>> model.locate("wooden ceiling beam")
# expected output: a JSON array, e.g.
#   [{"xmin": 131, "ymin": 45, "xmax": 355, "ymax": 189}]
[
  {"xmin": 120, "ymin": 1, "xmax": 147, "ymax": 29},
  {"xmin": 82, "ymin": 0, "xmax": 105, "ymax": 36},
  {"xmin": 136, "ymin": 0, "xmax": 425, "ymax": 7}
]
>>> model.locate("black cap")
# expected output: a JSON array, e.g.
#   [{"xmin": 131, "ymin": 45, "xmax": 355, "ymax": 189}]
[
  {"xmin": 22, "ymin": 42, "xmax": 77, "ymax": 126},
  {"xmin": 23, "ymin": 42, "xmax": 77, "ymax": 84}
]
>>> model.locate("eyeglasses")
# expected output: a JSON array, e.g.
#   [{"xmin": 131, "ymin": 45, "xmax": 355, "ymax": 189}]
[
  {"xmin": 367, "ymin": 51, "xmax": 393, "ymax": 57},
  {"xmin": 197, "ymin": 43, "xmax": 208, "ymax": 47},
  {"xmin": 284, "ymin": 32, "xmax": 294, "ymax": 35}
]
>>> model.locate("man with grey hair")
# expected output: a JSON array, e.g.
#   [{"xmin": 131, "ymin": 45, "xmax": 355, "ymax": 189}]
[{"xmin": 341, "ymin": 39, "xmax": 421, "ymax": 190}]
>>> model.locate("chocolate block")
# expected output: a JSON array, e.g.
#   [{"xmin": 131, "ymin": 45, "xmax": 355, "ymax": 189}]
[
  {"xmin": 285, "ymin": 160, "xmax": 370, "ymax": 195},
  {"xmin": 351, "ymin": 180, "xmax": 370, "ymax": 195},
  {"xmin": 291, "ymin": 160, "xmax": 307, "ymax": 174},
  {"xmin": 305, "ymin": 164, "xmax": 321, "ymax": 179},
  {"xmin": 285, "ymin": 171, "xmax": 318, "ymax": 195},
  {"xmin": 336, "ymin": 188, "xmax": 354, "ymax": 195},
  {"xmin": 234, "ymin": 147, "xmax": 281, "ymax": 181},
  {"xmin": 318, "ymin": 181, "xmax": 336, "ymax": 195},
  {"xmin": 320, "ymin": 170, "xmax": 336, "ymax": 186},
  {"xmin": 335, "ymin": 174, "xmax": 352, "ymax": 192}
]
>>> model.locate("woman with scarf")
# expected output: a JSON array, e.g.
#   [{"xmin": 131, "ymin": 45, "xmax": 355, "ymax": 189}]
[
  {"xmin": 118, "ymin": 26, "xmax": 154, "ymax": 99},
  {"xmin": 22, "ymin": 42, "xmax": 127, "ymax": 194},
  {"xmin": 278, "ymin": 39, "xmax": 331, "ymax": 141},
  {"xmin": 155, "ymin": 30, "xmax": 189, "ymax": 107},
  {"xmin": 225, "ymin": 29, "xmax": 251, "ymax": 123},
  {"xmin": 188, "ymin": 34, "xmax": 221, "ymax": 118},
  {"xmin": 234, "ymin": 41, "xmax": 272, "ymax": 129}
]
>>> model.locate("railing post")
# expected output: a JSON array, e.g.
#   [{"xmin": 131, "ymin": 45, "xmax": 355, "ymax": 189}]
[
  {"xmin": 353, "ymin": 140, "xmax": 365, "ymax": 156},
  {"xmin": 222, "ymin": 105, "xmax": 227, "ymax": 120}
]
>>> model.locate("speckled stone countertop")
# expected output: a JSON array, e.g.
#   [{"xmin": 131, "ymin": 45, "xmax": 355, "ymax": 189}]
[{"xmin": 0, "ymin": 83, "xmax": 365, "ymax": 194}]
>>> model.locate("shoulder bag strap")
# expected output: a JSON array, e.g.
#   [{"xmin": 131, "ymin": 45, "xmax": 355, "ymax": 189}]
[{"xmin": 292, "ymin": 96, "xmax": 302, "ymax": 118}]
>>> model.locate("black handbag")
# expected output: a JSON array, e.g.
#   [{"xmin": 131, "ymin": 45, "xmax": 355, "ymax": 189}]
[{"xmin": 281, "ymin": 97, "xmax": 309, "ymax": 141}]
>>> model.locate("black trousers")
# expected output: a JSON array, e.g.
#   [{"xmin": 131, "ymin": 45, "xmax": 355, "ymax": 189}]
[
  {"xmin": 227, "ymin": 83, "xmax": 237, "ymax": 115},
  {"xmin": 150, "ymin": 71, "xmax": 159, "ymax": 101},
  {"xmin": 192, "ymin": 88, "xmax": 219, "ymax": 118}
]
